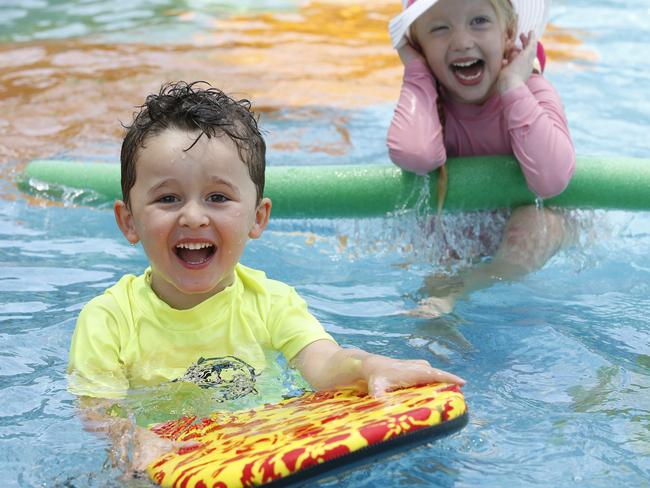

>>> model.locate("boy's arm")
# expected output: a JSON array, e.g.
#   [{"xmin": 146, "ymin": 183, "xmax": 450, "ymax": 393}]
[
  {"xmin": 67, "ymin": 298, "xmax": 131, "ymax": 398},
  {"xmin": 387, "ymin": 54, "xmax": 447, "ymax": 175},
  {"xmin": 77, "ymin": 397, "xmax": 196, "ymax": 476},
  {"xmin": 292, "ymin": 339, "xmax": 465, "ymax": 396}
]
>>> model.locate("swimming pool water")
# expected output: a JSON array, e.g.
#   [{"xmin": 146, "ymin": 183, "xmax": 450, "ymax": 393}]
[{"xmin": 1, "ymin": 1, "xmax": 649, "ymax": 487}]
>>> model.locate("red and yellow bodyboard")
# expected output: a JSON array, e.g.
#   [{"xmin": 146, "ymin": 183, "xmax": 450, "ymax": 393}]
[{"xmin": 148, "ymin": 383, "xmax": 468, "ymax": 488}]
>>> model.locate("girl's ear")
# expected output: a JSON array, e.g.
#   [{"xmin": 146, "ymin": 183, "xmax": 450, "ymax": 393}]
[
  {"xmin": 503, "ymin": 38, "xmax": 515, "ymax": 59},
  {"xmin": 504, "ymin": 26, "xmax": 516, "ymax": 55},
  {"xmin": 408, "ymin": 25, "xmax": 423, "ymax": 53},
  {"xmin": 249, "ymin": 197, "xmax": 272, "ymax": 239},
  {"xmin": 114, "ymin": 200, "xmax": 140, "ymax": 245}
]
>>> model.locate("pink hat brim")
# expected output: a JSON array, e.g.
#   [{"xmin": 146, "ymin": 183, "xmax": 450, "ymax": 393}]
[{"xmin": 389, "ymin": 0, "xmax": 551, "ymax": 50}]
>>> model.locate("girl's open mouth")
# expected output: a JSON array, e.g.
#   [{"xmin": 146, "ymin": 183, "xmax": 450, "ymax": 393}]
[
  {"xmin": 450, "ymin": 59, "xmax": 485, "ymax": 85},
  {"xmin": 175, "ymin": 242, "xmax": 216, "ymax": 265}
]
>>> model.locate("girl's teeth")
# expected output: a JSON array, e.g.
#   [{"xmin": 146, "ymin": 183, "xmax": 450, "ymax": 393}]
[
  {"xmin": 451, "ymin": 59, "xmax": 483, "ymax": 81},
  {"xmin": 456, "ymin": 71, "xmax": 482, "ymax": 81},
  {"xmin": 453, "ymin": 60, "xmax": 478, "ymax": 68}
]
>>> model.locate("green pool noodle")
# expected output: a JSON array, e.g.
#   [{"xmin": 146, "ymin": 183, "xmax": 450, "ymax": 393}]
[{"xmin": 22, "ymin": 155, "xmax": 650, "ymax": 217}]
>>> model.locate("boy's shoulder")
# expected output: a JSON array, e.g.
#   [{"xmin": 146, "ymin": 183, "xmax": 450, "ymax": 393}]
[
  {"xmin": 81, "ymin": 271, "xmax": 144, "ymax": 314},
  {"xmin": 235, "ymin": 263, "xmax": 299, "ymax": 298}
]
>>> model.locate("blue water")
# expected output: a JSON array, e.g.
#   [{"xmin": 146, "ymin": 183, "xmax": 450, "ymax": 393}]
[{"xmin": 1, "ymin": 1, "xmax": 650, "ymax": 487}]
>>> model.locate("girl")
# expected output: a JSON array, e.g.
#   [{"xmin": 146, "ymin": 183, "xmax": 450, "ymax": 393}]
[{"xmin": 387, "ymin": 0, "xmax": 576, "ymax": 316}]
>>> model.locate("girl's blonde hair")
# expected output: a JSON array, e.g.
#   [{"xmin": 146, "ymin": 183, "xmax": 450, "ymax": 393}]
[{"xmin": 488, "ymin": 0, "xmax": 518, "ymax": 38}]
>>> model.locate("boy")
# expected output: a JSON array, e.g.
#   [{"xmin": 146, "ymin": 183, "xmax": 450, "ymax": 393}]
[{"xmin": 67, "ymin": 81, "xmax": 465, "ymax": 473}]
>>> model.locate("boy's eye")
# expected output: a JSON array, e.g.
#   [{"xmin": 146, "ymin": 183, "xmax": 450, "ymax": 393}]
[
  {"xmin": 158, "ymin": 195, "xmax": 179, "ymax": 204},
  {"xmin": 208, "ymin": 193, "xmax": 228, "ymax": 203}
]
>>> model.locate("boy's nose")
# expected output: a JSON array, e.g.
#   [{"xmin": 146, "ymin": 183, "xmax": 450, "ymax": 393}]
[{"xmin": 179, "ymin": 201, "xmax": 209, "ymax": 228}]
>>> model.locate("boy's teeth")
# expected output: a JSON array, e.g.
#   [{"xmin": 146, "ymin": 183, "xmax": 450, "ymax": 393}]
[{"xmin": 176, "ymin": 242, "xmax": 212, "ymax": 250}]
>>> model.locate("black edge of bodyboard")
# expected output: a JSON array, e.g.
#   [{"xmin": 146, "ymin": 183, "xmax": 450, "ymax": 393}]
[{"xmin": 262, "ymin": 411, "xmax": 469, "ymax": 488}]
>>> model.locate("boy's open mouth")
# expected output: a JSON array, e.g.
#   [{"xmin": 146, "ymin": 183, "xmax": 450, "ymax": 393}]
[
  {"xmin": 450, "ymin": 59, "xmax": 484, "ymax": 83},
  {"xmin": 175, "ymin": 242, "xmax": 216, "ymax": 265}
]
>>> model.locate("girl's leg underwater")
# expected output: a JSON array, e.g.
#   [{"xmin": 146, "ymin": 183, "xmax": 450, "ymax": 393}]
[{"xmin": 411, "ymin": 206, "xmax": 568, "ymax": 318}]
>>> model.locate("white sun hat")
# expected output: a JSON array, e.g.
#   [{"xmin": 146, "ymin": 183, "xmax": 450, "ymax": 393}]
[{"xmin": 389, "ymin": 0, "xmax": 551, "ymax": 50}]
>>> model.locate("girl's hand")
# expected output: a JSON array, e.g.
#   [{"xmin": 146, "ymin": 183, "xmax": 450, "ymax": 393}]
[
  {"xmin": 497, "ymin": 31, "xmax": 538, "ymax": 94},
  {"xmin": 398, "ymin": 41, "xmax": 426, "ymax": 67},
  {"xmin": 360, "ymin": 355, "xmax": 465, "ymax": 397}
]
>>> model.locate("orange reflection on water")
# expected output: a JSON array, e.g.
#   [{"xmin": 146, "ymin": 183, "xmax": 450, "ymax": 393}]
[
  {"xmin": 0, "ymin": 0, "xmax": 595, "ymax": 184},
  {"xmin": 191, "ymin": 0, "xmax": 401, "ymax": 108},
  {"xmin": 543, "ymin": 25, "xmax": 599, "ymax": 64}
]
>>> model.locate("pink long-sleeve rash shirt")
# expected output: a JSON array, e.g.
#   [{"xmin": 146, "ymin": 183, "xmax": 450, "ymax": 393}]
[{"xmin": 387, "ymin": 58, "xmax": 576, "ymax": 198}]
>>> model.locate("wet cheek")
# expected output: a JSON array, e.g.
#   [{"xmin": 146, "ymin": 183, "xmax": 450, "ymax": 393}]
[{"xmin": 142, "ymin": 224, "xmax": 164, "ymax": 239}]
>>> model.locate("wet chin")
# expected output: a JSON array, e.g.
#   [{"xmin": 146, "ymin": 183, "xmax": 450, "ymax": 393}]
[
  {"xmin": 156, "ymin": 273, "xmax": 230, "ymax": 304},
  {"xmin": 176, "ymin": 275, "xmax": 229, "ymax": 295}
]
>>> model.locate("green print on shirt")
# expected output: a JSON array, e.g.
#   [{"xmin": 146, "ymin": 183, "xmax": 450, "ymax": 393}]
[{"xmin": 174, "ymin": 356, "xmax": 259, "ymax": 402}]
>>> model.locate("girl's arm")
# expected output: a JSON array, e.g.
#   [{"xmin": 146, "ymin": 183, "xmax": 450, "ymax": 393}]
[
  {"xmin": 498, "ymin": 33, "xmax": 575, "ymax": 198},
  {"xmin": 292, "ymin": 339, "xmax": 465, "ymax": 396},
  {"xmin": 502, "ymin": 76, "xmax": 576, "ymax": 198},
  {"xmin": 387, "ymin": 47, "xmax": 447, "ymax": 175}
]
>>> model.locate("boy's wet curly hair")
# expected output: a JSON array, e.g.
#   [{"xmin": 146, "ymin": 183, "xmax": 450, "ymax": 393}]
[{"xmin": 120, "ymin": 81, "xmax": 266, "ymax": 206}]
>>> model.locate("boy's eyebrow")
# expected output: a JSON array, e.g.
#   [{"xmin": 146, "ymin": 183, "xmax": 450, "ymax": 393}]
[
  {"xmin": 148, "ymin": 178, "xmax": 177, "ymax": 194},
  {"xmin": 146, "ymin": 175, "xmax": 241, "ymax": 195},
  {"xmin": 208, "ymin": 175, "xmax": 241, "ymax": 196}
]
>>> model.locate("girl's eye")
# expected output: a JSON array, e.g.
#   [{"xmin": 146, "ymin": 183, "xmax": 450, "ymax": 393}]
[
  {"xmin": 430, "ymin": 25, "xmax": 448, "ymax": 33},
  {"xmin": 208, "ymin": 193, "xmax": 228, "ymax": 203},
  {"xmin": 471, "ymin": 16, "xmax": 490, "ymax": 26}
]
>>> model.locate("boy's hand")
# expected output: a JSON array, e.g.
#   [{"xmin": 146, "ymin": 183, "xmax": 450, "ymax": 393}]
[
  {"xmin": 109, "ymin": 423, "xmax": 199, "ymax": 478},
  {"xmin": 294, "ymin": 340, "xmax": 464, "ymax": 397},
  {"xmin": 360, "ymin": 354, "xmax": 465, "ymax": 397},
  {"xmin": 78, "ymin": 398, "xmax": 200, "ymax": 479},
  {"xmin": 498, "ymin": 31, "xmax": 538, "ymax": 94},
  {"xmin": 127, "ymin": 426, "xmax": 198, "ymax": 474}
]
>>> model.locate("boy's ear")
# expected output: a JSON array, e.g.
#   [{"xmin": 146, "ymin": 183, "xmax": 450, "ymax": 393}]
[
  {"xmin": 249, "ymin": 197, "xmax": 272, "ymax": 239},
  {"xmin": 114, "ymin": 200, "xmax": 139, "ymax": 245}
]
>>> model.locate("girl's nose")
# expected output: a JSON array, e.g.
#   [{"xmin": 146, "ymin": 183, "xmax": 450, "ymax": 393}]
[
  {"xmin": 179, "ymin": 201, "xmax": 209, "ymax": 228},
  {"xmin": 450, "ymin": 28, "xmax": 474, "ymax": 51}
]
